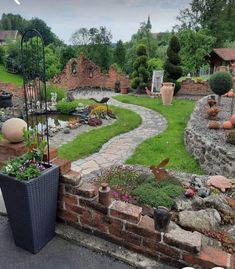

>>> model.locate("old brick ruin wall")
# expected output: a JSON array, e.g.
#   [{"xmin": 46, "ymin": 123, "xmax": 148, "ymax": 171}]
[
  {"xmin": 177, "ymin": 79, "xmax": 212, "ymax": 96},
  {"xmin": 52, "ymin": 54, "xmax": 130, "ymax": 91}
]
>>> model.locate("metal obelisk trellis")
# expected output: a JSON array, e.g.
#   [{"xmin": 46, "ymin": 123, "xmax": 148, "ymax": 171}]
[{"xmin": 21, "ymin": 29, "xmax": 50, "ymax": 163}]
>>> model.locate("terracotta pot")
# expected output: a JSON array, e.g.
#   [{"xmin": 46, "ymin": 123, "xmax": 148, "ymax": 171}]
[
  {"xmin": 160, "ymin": 82, "xmax": 175, "ymax": 105},
  {"xmin": 121, "ymin": 87, "xmax": 128, "ymax": 94}
]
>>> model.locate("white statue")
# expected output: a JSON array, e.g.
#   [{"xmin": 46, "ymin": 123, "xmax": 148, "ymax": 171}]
[{"xmin": 51, "ymin": 92, "xmax": 57, "ymax": 105}]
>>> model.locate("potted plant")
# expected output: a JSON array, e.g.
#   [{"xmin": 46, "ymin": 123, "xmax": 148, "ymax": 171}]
[
  {"xmin": 0, "ymin": 128, "xmax": 59, "ymax": 254},
  {"xmin": 0, "ymin": 90, "xmax": 13, "ymax": 108}
]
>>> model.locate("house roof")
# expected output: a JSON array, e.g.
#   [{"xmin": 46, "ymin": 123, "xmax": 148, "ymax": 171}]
[
  {"xmin": 0, "ymin": 30, "xmax": 19, "ymax": 42},
  {"xmin": 213, "ymin": 48, "xmax": 235, "ymax": 61}
]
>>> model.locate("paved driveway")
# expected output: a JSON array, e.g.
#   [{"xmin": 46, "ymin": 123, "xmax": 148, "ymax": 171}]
[{"xmin": 0, "ymin": 216, "xmax": 134, "ymax": 269}]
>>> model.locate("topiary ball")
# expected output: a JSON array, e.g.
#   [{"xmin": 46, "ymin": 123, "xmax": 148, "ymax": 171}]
[
  {"xmin": 209, "ymin": 72, "xmax": 233, "ymax": 96},
  {"xmin": 2, "ymin": 118, "xmax": 27, "ymax": 143}
]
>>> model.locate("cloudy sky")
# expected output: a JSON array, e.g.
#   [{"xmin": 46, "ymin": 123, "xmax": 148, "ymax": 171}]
[{"xmin": 1, "ymin": 0, "xmax": 191, "ymax": 43}]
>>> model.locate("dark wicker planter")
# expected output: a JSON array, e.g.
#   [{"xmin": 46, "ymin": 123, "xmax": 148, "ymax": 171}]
[{"xmin": 0, "ymin": 164, "xmax": 59, "ymax": 254}]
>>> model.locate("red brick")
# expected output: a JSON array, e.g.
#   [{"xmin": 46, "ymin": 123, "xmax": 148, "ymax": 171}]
[
  {"xmin": 110, "ymin": 200, "xmax": 142, "ymax": 224},
  {"xmin": 126, "ymin": 216, "xmax": 160, "ymax": 242},
  {"xmin": 51, "ymin": 157, "xmax": 71, "ymax": 175},
  {"xmin": 159, "ymin": 254, "xmax": 187, "ymax": 268},
  {"xmin": 65, "ymin": 204, "xmax": 86, "ymax": 215},
  {"xmin": 61, "ymin": 170, "xmax": 81, "ymax": 186},
  {"xmin": 79, "ymin": 198, "xmax": 108, "ymax": 214},
  {"xmin": 143, "ymin": 239, "xmax": 181, "ymax": 260},
  {"xmin": 76, "ymin": 182, "xmax": 98, "ymax": 198},
  {"xmin": 0, "ymin": 140, "xmax": 27, "ymax": 156},
  {"xmin": 183, "ymin": 246, "xmax": 231, "ymax": 269},
  {"xmin": 57, "ymin": 209, "xmax": 78, "ymax": 223},
  {"xmin": 61, "ymin": 194, "xmax": 78, "ymax": 205}
]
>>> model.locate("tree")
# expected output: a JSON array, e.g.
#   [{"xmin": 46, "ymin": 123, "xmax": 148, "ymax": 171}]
[
  {"xmin": 178, "ymin": 29, "xmax": 215, "ymax": 75},
  {"xmin": 113, "ymin": 40, "xmax": 126, "ymax": 69},
  {"xmin": 131, "ymin": 44, "xmax": 150, "ymax": 92},
  {"xmin": 0, "ymin": 46, "xmax": 5, "ymax": 64},
  {"xmin": 59, "ymin": 45, "xmax": 77, "ymax": 68},
  {"xmin": 175, "ymin": 0, "xmax": 235, "ymax": 46},
  {"xmin": 164, "ymin": 35, "xmax": 182, "ymax": 82},
  {"xmin": 71, "ymin": 26, "xmax": 112, "ymax": 71},
  {"xmin": 147, "ymin": 58, "xmax": 163, "ymax": 76}
]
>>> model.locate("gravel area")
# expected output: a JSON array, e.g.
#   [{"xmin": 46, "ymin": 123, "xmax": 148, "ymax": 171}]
[{"xmin": 190, "ymin": 95, "xmax": 235, "ymax": 154}]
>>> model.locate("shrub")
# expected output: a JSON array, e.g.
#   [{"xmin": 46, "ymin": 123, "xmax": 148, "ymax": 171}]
[
  {"xmin": 90, "ymin": 105, "xmax": 113, "ymax": 116},
  {"xmin": 42, "ymin": 85, "xmax": 66, "ymax": 101},
  {"xmin": 57, "ymin": 100, "xmax": 80, "ymax": 114},
  {"xmin": 209, "ymin": 72, "xmax": 233, "ymax": 96}
]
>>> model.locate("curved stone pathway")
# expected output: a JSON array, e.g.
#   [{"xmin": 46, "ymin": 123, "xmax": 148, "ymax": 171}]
[{"xmin": 71, "ymin": 98, "xmax": 167, "ymax": 177}]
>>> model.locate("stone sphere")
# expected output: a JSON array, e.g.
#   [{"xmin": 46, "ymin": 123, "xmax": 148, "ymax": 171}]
[{"xmin": 2, "ymin": 118, "xmax": 27, "ymax": 143}]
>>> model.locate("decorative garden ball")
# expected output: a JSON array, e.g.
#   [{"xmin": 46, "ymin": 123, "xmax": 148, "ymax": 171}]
[
  {"xmin": 184, "ymin": 188, "xmax": 195, "ymax": 198},
  {"xmin": 2, "ymin": 118, "xmax": 27, "ymax": 143}
]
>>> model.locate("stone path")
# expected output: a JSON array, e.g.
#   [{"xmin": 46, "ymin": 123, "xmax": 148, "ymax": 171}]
[{"xmin": 72, "ymin": 98, "xmax": 167, "ymax": 177}]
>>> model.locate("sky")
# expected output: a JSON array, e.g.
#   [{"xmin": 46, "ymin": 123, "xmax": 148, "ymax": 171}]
[{"xmin": 0, "ymin": 0, "xmax": 191, "ymax": 43}]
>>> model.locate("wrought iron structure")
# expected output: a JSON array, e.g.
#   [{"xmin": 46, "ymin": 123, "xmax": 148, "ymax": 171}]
[{"xmin": 21, "ymin": 29, "xmax": 50, "ymax": 163}]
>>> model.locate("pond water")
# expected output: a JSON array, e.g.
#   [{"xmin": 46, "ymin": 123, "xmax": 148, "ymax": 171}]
[{"xmin": 28, "ymin": 114, "xmax": 79, "ymax": 129}]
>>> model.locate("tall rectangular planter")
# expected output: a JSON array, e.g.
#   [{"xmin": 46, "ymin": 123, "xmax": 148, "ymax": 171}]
[{"xmin": 0, "ymin": 164, "xmax": 59, "ymax": 254}]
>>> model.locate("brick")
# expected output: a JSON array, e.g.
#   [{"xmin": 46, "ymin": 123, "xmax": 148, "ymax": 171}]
[
  {"xmin": 61, "ymin": 194, "xmax": 78, "ymax": 206},
  {"xmin": 61, "ymin": 170, "xmax": 81, "ymax": 186},
  {"xmin": 109, "ymin": 218, "xmax": 124, "ymax": 237},
  {"xmin": 51, "ymin": 157, "xmax": 71, "ymax": 175},
  {"xmin": 79, "ymin": 198, "xmax": 108, "ymax": 214},
  {"xmin": 0, "ymin": 140, "xmax": 27, "ymax": 156},
  {"xmin": 65, "ymin": 204, "xmax": 86, "ymax": 215},
  {"xmin": 183, "ymin": 246, "xmax": 232, "ymax": 269},
  {"xmin": 126, "ymin": 215, "xmax": 160, "ymax": 241},
  {"xmin": 57, "ymin": 209, "xmax": 78, "ymax": 223},
  {"xmin": 110, "ymin": 200, "xmax": 142, "ymax": 224},
  {"xmin": 58, "ymin": 183, "xmax": 65, "ymax": 194},
  {"xmin": 159, "ymin": 254, "xmax": 187, "ymax": 268},
  {"xmin": 143, "ymin": 239, "xmax": 181, "ymax": 260},
  {"xmin": 76, "ymin": 182, "xmax": 98, "ymax": 198}
]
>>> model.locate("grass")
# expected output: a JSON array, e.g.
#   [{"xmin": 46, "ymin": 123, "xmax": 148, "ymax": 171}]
[
  {"xmin": 100, "ymin": 166, "xmax": 184, "ymax": 208},
  {"xmin": 58, "ymin": 99, "xmax": 142, "ymax": 161},
  {"xmin": 0, "ymin": 64, "xmax": 23, "ymax": 87},
  {"xmin": 114, "ymin": 95, "xmax": 203, "ymax": 174}
]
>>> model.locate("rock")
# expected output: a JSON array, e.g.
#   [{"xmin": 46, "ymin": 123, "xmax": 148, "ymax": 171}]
[
  {"xmin": 191, "ymin": 196, "xmax": 205, "ymax": 210},
  {"xmin": 63, "ymin": 128, "xmax": 70, "ymax": 134},
  {"xmin": 198, "ymin": 187, "xmax": 210, "ymax": 198},
  {"xmin": 174, "ymin": 197, "xmax": 192, "ymax": 211},
  {"xmin": 204, "ymin": 195, "xmax": 234, "ymax": 216},
  {"xmin": 178, "ymin": 209, "xmax": 221, "ymax": 231},
  {"xmin": 190, "ymin": 175, "xmax": 203, "ymax": 189},
  {"xmin": 165, "ymin": 222, "xmax": 202, "ymax": 253},
  {"xmin": 207, "ymin": 175, "xmax": 232, "ymax": 192},
  {"xmin": 227, "ymin": 226, "xmax": 235, "ymax": 241}
]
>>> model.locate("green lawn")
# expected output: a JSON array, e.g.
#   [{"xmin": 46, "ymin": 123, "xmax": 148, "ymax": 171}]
[
  {"xmin": 58, "ymin": 100, "xmax": 142, "ymax": 161},
  {"xmin": 114, "ymin": 95, "xmax": 203, "ymax": 174},
  {"xmin": 0, "ymin": 64, "xmax": 23, "ymax": 87}
]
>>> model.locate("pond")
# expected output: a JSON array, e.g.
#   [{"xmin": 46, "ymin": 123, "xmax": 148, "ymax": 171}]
[{"xmin": 27, "ymin": 114, "xmax": 79, "ymax": 130}]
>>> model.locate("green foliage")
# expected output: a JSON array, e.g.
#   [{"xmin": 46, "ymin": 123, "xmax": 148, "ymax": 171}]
[
  {"xmin": 57, "ymin": 100, "xmax": 80, "ymax": 114},
  {"xmin": 164, "ymin": 35, "xmax": 182, "ymax": 82},
  {"xmin": 178, "ymin": 29, "xmax": 215, "ymax": 75},
  {"xmin": 42, "ymin": 85, "xmax": 66, "ymax": 102},
  {"xmin": 175, "ymin": 0, "xmax": 235, "ymax": 47},
  {"xmin": 45, "ymin": 46, "xmax": 62, "ymax": 79},
  {"xmin": 115, "ymin": 95, "xmax": 203, "ymax": 174},
  {"xmin": 209, "ymin": 72, "xmax": 233, "ymax": 96},
  {"xmin": 113, "ymin": 40, "xmax": 126, "ymax": 68},
  {"xmin": 132, "ymin": 178, "xmax": 184, "ymax": 208},
  {"xmin": 147, "ymin": 58, "xmax": 163, "ymax": 75},
  {"xmin": 58, "ymin": 101, "xmax": 142, "ymax": 160},
  {"xmin": 59, "ymin": 45, "xmax": 77, "ymax": 68},
  {"xmin": 0, "ymin": 46, "xmax": 5, "ymax": 64},
  {"xmin": 5, "ymin": 38, "xmax": 21, "ymax": 73},
  {"xmin": 131, "ymin": 44, "xmax": 149, "ymax": 92}
]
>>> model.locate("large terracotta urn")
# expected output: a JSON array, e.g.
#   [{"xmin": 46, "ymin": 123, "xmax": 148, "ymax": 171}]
[
  {"xmin": 160, "ymin": 82, "xmax": 175, "ymax": 105},
  {"xmin": 2, "ymin": 118, "xmax": 27, "ymax": 143}
]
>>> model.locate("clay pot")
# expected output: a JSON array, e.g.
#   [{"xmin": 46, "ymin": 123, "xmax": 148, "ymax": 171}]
[
  {"xmin": 160, "ymin": 82, "xmax": 175, "ymax": 105},
  {"xmin": 208, "ymin": 121, "xmax": 220, "ymax": 129},
  {"xmin": 230, "ymin": 114, "xmax": 235, "ymax": 126},
  {"xmin": 121, "ymin": 87, "xmax": 128, "ymax": 94},
  {"xmin": 222, "ymin": 121, "xmax": 233, "ymax": 129}
]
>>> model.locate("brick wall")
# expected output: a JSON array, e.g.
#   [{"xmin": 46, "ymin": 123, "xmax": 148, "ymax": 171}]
[
  {"xmin": 52, "ymin": 54, "xmax": 130, "ymax": 91},
  {"xmin": 178, "ymin": 79, "xmax": 212, "ymax": 96},
  {"xmin": 0, "ymin": 82, "xmax": 24, "ymax": 97},
  {"xmin": 58, "ymin": 176, "xmax": 234, "ymax": 269}
]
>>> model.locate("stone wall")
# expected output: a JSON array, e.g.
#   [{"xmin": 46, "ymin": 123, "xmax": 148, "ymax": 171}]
[
  {"xmin": 52, "ymin": 54, "xmax": 130, "ymax": 91},
  {"xmin": 184, "ymin": 98, "xmax": 235, "ymax": 177},
  {"xmin": 178, "ymin": 79, "xmax": 212, "ymax": 96}
]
